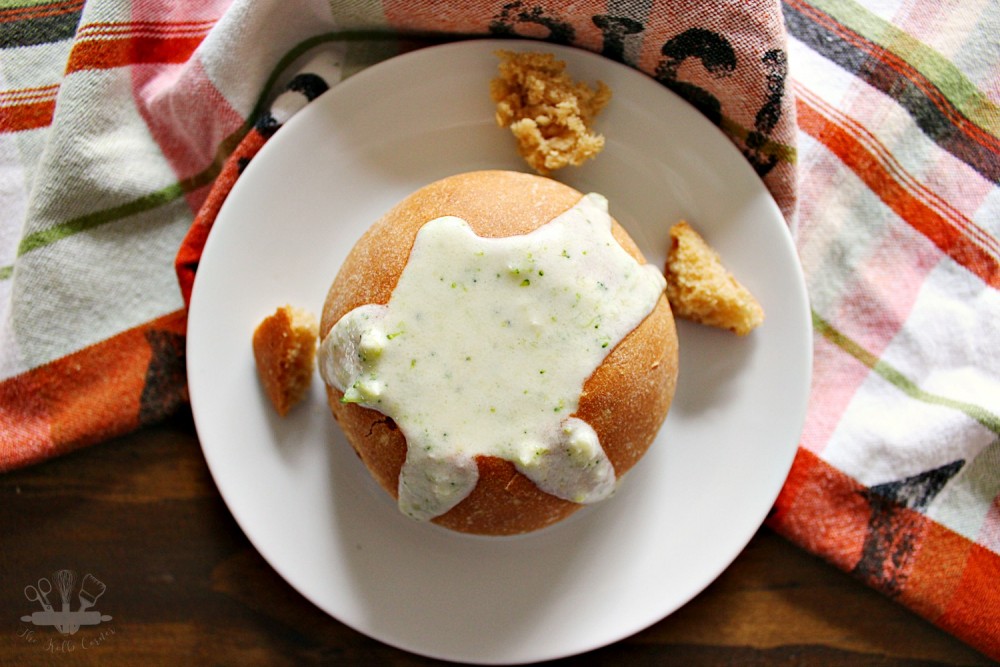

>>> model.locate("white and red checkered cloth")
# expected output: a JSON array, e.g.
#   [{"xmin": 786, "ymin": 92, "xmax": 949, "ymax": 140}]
[{"xmin": 1, "ymin": 0, "xmax": 997, "ymax": 659}]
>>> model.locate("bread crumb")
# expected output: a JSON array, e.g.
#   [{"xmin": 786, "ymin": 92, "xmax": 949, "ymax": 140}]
[
  {"xmin": 664, "ymin": 222, "xmax": 764, "ymax": 336},
  {"xmin": 252, "ymin": 305, "xmax": 319, "ymax": 416},
  {"xmin": 490, "ymin": 50, "xmax": 610, "ymax": 175}
]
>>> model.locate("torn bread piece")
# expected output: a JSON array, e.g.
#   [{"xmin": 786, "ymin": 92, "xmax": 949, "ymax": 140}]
[
  {"xmin": 490, "ymin": 50, "xmax": 611, "ymax": 175},
  {"xmin": 253, "ymin": 305, "xmax": 319, "ymax": 416},
  {"xmin": 664, "ymin": 222, "xmax": 764, "ymax": 336}
]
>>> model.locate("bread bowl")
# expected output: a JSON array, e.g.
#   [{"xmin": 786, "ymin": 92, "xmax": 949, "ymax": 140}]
[{"xmin": 317, "ymin": 170, "xmax": 678, "ymax": 535}]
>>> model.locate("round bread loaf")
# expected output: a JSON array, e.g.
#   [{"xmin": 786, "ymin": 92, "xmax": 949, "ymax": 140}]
[{"xmin": 320, "ymin": 170, "xmax": 678, "ymax": 535}]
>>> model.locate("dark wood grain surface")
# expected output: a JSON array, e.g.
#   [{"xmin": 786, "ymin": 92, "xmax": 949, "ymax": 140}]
[{"xmin": 1, "ymin": 408, "xmax": 993, "ymax": 666}]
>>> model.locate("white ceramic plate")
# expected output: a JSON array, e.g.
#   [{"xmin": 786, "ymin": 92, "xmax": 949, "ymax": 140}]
[{"xmin": 187, "ymin": 40, "xmax": 811, "ymax": 664}]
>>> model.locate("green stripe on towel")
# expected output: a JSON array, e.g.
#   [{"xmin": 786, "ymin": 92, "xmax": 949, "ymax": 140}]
[{"xmin": 813, "ymin": 310, "xmax": 1000, "ymax": 436}]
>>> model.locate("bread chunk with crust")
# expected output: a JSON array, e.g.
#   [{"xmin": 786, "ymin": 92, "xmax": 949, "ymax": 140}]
[
  {"xmin": 665, "ymin": 222, "xmax": 764, "ymax": 336},
  {"xmin": 253, "ymin": 305, "xmax": 319, "ymax": 416},
  {"xmin": 491, "ymin": 50, "xmax": 610, "ymax": 175}
]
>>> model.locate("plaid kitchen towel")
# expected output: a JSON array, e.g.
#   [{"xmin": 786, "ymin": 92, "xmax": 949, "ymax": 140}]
[
  {"xmin": 767, "ymin": 0, "xmax": 1000, "ymax": 656},
  {"xmin": 1, "ymin": 0, "xmax": 997, "ymax": 660}
]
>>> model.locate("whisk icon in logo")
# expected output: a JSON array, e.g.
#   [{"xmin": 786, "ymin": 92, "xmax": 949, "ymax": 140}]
[{"xmin": 22, "ymin": 570, "xmax": 111, "ymax": 635}]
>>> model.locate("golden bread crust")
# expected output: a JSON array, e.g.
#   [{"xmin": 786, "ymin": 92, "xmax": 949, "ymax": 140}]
[
  {"xmin": 664, "ymin": 221, "xmax": 764, "ymax": 336},
  {"xmin": 253, "ymin": 305, "xmax": 319, "ymax": 416},
  {"xmin": 490, "ymin": 50, "xmax": 610, "ymax": 175},
  {"xmin": 321, "ymin": 170, "xmax": 678, "ymax": 535}
]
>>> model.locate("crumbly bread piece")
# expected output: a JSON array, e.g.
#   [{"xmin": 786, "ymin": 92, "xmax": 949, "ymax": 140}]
[
  {"xmin": 664, "ymin": 222, "xmax": 764, "ymax": 336},
  {"xmin": 490, "ymin": 50, "xmax": 611, "ymax": 175},
  {"xmin": 253, "ymin": 305, "xmax": 319, "ymax": 416},
  {"xmin": 320, "ymin": 171, "xmax": 678, "ymax": 536}
]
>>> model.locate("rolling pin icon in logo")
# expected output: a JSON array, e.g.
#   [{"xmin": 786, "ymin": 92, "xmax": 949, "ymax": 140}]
[{"xmin": 22, "ymin": 570, "xmax": 111, "ymax": 635}]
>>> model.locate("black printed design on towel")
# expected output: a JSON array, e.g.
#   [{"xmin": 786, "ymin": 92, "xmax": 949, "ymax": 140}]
[
  {"xmin": 255, "ymin": 73, "xmax": 331, "ymax": 138},
  {"xmin": 852, "ymin": 459, "xmax": 964, "ymax": 596},
  {"xmin": 139, "ymin": 329, "xmax": 188, "ymax": 426},
  {"xmin": 743, "ymin": 49, "xmax": 788, "ymax": 177},
  {"xmin": 255, "ymin": 111, "xmax": 280, "ymax": 138},
  {"xmin": 659, "ymin": 28, "xmax": 738, "ymax": 77},
  {"xmin": 287, "ymin": 73, "xmax": 330, "ymax": 102},
  {"xmin": 486, "ymin": 6, "xmax": 791, "ymax": 167},
  {"xmin": 654, "ymin": 28, "xmax": 736, "ymax": 127},
  {"xmin": 488, "ymin": 1, "xmax": 575, "ymax": 44},
  {"xmin": 591, "ymin": 14, "xmax": 643, "ymax": 63}
]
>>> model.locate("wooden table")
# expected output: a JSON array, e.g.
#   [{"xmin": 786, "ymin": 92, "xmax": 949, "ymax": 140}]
[{"xmin": 1, "ymin": 408, "xmax": 992, "ymax": 665}]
